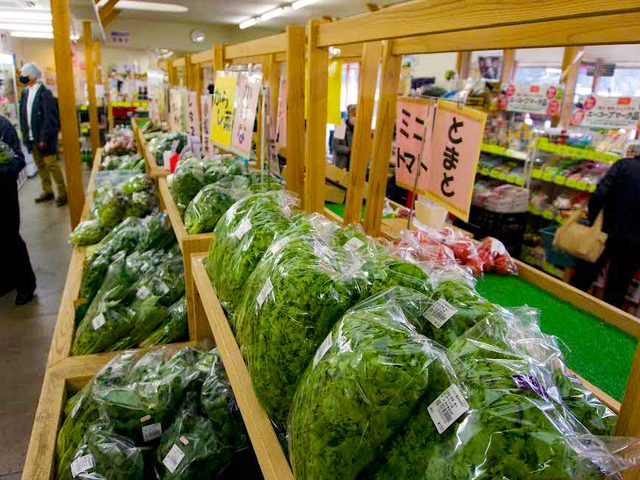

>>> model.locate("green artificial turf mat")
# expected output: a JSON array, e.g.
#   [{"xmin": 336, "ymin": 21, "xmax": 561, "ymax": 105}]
[
  {"xmin": 476, "ymin": 274, "xmax": 637, "ymax": 402},
  {"xmin": 325, "ymin": 202, "xmax": 366, "ymax": 220}
]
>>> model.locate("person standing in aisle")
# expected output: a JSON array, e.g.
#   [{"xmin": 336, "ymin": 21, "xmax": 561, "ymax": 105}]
[
  {"xmin": 0, "ymin": 114, "xmax": 36, "ymax": 305},
  {"xmin": 18, "ymin": 62, "xmax": 68, "ymax": 206},
  {"xmin": 333, "ymin": 104, "xmax": 357, "ymax": 170},
  {"xmin": 570, "ymin": 155, "xmax": 640, "ymax": 309}
]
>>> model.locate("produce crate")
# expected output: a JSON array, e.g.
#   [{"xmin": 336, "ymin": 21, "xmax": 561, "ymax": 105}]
[
  {"xmin": 139, "ymin": 129, "xmax": 171, "ymax": 179},
  {"xmin": 469, "ymin": 205, "xmax": 527, "ymax": 237},
  {"xmin": 191, "ymin": 254, "xmax": 294, "ymax": 480},
  {"xmin": 540, "ymin": 224, "xmax": 577, "ymax": 268},
  {"xmin": 23, "ymin": 342, "xmax": 200, "ymax": 480},
  {"xmin": 158, "ymin": 177, "xmax": 214, "ymax": 337}
]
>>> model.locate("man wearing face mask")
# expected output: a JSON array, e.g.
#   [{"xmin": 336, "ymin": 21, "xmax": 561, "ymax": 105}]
[
  {"xmin": 19, "ymin": 62, "xmax": 67, "ymax": 206},
  {"xmin": 332, "ymin": 104, "xmax": 357, "ymax": 170}
]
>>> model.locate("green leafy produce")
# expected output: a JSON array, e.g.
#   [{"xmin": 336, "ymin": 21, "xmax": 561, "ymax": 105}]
[
  {"xmin": 97, "ymin": 189, "xmax": 130, "ymax": 229},
  {"xmin": 235, "ymin": 231, "xmax": 359, "ymax": 427},
  {"xmin": 125, "ymin": 191, "xmax": 153, "ymax": 218},
  {"xmin": 203, "ymin": 156, "xmax": 243, "ymax": 184},
  {"xmin": 130, "ymin": 254, "xmax": 185, "ymax": 307},
  {"xmin": 58, "ymin": 423, "xmax": 145, "ymax": 480},
  {"xmin": 137, "ymin": 214, "xmax": 176, "ymax": 252},
  {"xmin": 205, "ymin": 191, "xmax": 293, "ymax": 312},
  {"xmin": 149, "ymin": 132, "xmax": 187, "ymax": 166},
  {"xmin": 288, "ymin": 289, "xmax": 455, "ymax": 480},
  {"xmin": 71, "ymin": 219, "xmax": 107, "ymax": 246},
  {"xmin": 139, "ymin": 296, "xmax": 188, "ymax": 348},
  {"xmin": 102, "ymin": 154, "xmax": 143, "ymax": 170},
  {"xmin": 170, "ymin": 156, "xmax": 205, "ymax": 214},
  {"xmin": 156, "ymin": 392, "xmax": 229, "ymax": 479},
  {"xmin": 122, "ymin": 173, "xmax": 153, "ymax": 195},
  {"xmin": 0, "ymin": 141, "xmax": 13, "ymax": 164},
  {"xmin": 108, "ymin": 296, "xmax": 170, "ymax": 351},
  {"xmin": 331, "ymin": 223, "xmax": 368, "ymax": 248}
]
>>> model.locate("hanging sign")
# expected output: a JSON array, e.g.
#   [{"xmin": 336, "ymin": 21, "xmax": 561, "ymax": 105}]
[
  {"xmin": 501, "ymin": 83, "xmax": 563, "ymax": 116},
  {"xmin": 424, "ymin": 99, "xmax": 487, "ymax": 222},
  {"xmin": 327, "ymin": 60, "xmax": 343, "ymax": 126},
  {"xmin": 201, "ymin": 94, "xmax": 213, "ymax": 156},
  {"xmin": 169, "ymin": 89, "xmax": 182, "ymax": 132},
  {"xmin": 231, "ymin": 73, "xmax": 262, "ymax": 156},
  {"xmin": 395, "ymin": 97, "xmax": 435, "ymax": 193},
  {"xmin": 210, "ymin": 71, "xmax": 237, "ymax": 147},
  {"xmin": 276, "ymin": 77, "xmax": 287, "ymax": 149},
  {"xmin": 571, "ymin": 96, "xmax": 640, "ymax": 129},
  {"xmin": 186, "ymin": 92, "xmax": 200, "ymax": 138}
]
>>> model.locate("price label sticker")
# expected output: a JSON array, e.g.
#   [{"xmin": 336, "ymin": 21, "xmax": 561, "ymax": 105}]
[
  {"xmin": 142, "ymin": 422, "xmax": 163, "ymax": 442},
  {"xmin": 343, "ymin": 237, "xmax": 365, "ymax": 252},
  {"xmin": 71, "ymin": 454, "xmax": 95, "ymax": 478},
  {"xmin": 137, "ymin": 286, "xmax": 151, "ymax": 300},
  {"xmin": 427, "ymin": 384, "xmax": 469, "ymax": 434},
  {"xmin": 163, "ymin": 444, "xmax": 185, "ymax": 473},
  {"xmin": 531, "ymin": 168, "xmax": 542, "ymax": 179},
  {"xmin": 232, "ymin": 218, "xmax": 252, "ymax": 239},
  {"xmin": 554, "ymin": 176, "xmax": 566, "ymax": 185},
  {"xmin": 543, "ymin": 210, "xmax": 555, "ymax": 220},
  {"xmin": 269, "ymin": 237, "xmax": 288, "ymax": 255},
  {"xmin": 425, "ymin": 298, "xmax": 458, "ymax": 329},
  {"xmin": 179, "ymin": 436, "xmax": 189, "ymax": 446},
  {"xmin": 140, "ymin": 415, "xmax": 152, "ymax": 423},
  {"xmin": 576, "ymin": 181, "xmax": 587, "ymax": 191},
  {"xmin": 256, "ymin": 278, "xmax": 273, "ymax": 307},
  {"xmin": 92, "ymin": 313, "xmax": 106, "ymax": 330}
]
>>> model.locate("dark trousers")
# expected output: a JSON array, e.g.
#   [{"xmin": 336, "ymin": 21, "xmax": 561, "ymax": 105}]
[
  {"xmin": 0, "ymin": 181, "xmax": 36, "ymax": 294},
  {"xmin": 570, "ymin": 238, "xmax": 640, "ymax": 309}
]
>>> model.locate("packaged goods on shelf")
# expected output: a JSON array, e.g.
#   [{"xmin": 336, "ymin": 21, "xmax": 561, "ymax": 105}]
[
  {"xmin": 103, "ymin": 127, "xmax": 137, "ymax": 156},
  {"xmin": 101, "ymin": 153, "xmax": 145, "ymax": 171},
  {"xmin": 473, "ymin": 182, "xmax": 529, "ymax": 213}
]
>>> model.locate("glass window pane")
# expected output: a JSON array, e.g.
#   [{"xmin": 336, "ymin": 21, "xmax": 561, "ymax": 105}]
[{"xmin": 515, "ymin": 66, "xmax": 561, "ymax": 84}]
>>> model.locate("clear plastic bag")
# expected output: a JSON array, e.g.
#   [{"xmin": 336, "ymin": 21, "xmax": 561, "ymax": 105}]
[
  {"xmin": 205, "ymin": 191, "xmax": 295, "ymax": 313},
  {"xmin": 288, "ymin": 288, "xmax": 457, "ymax": 480},
  {"xmin": 477, "ymin": 236, "xmax": 518, "ymax": 275},
  {"xmin": 136, "ymin": 214, "xmax": 176, "ymax": 252},
  {"xmin": 139, "ymin": 296, "xmax": 188, "ymax": 348},
  {"xmin": 70, "ymin": 219, "xmax": 107, "ymax": 246},
  {"xmin": 121, "ymin": 173, "xmax": 153, "ymax": 195},
  {"xmin": 170, "ymin": 156, "xmax": 205, "ymax": 215},
  {"xmin": 107, "ymin": 296, "xmax": 170, "ymax": 351},
  {"xmin": 97, "ymin": 189, "xmax": 130, "ymax": 229}
]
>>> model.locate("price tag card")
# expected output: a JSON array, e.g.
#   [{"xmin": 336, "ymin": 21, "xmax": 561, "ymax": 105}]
[
  {"xmin": 428, "ymin": 384, "xmax": 469, "ymax": 434},
  {"xmin": 163, "ymin": 444, "xmax": 185, "ymax": 473},
  {"xmin": 71, "ymin": 454, "xmax": 95, "ymax": 478},
  {"xmin": 211, "ymin": 71, "xmax": 238, "ymax": 147},
  {"xmin": 231, "ymin": 72, "xmax": 262, "ymax": 156},
  {"xmin": 186, "ymin": 92, "xmax": 200, "ymax": 138},
  {"xmin": 425, "ymin": 298, "xmax": 458, "ymax": 329}
]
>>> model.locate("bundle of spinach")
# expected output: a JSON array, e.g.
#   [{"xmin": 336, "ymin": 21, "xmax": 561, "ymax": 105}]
[
  {"xmin": 137, "ymin": 214, "xmax": 176, "ymax": 252},
  {"xmin": 139, "ymin": 296, "xmax": 189, "ymax": 348},
  {"xmin": 70, "ymin": 219, "xmax": 107, "ymax": 246},
  {"xmin": 97, "ymin": 189, "xmax": 130, "ymax": 229},
  {"xmin": 122, "ymin": 173, "xmax": 154, "ymax": 195},
  {"xmin": 170, "ymin": 155, "xmax": 205, "ymax": 215}
]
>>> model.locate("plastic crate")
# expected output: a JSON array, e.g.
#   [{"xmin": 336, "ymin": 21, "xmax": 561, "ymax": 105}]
[
  {"xmin": 469, "ymin": 206, "xmax": 527, "ymax": 237},
  {"xmin": 540, "ymin": 225, "xmax": 577, "ymax": 268}
]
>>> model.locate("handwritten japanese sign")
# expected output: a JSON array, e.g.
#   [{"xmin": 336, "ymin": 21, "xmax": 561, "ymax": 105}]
[
  {"xmin": 571, "ymin": 96, "xmax": 640, "ymax": 129},
  {"xmin": 210, "ymin": 71, "xmax": 238, "ymax": 147},
  {"xmin": 276, "ymin": 77, "xmax": 287, "ymax": 149},
  {"xmin": 169, "ymin": 89, "xmax": 183, "ymax": 132},
  {"xmin": 201, "ymin": 94, "xmax": 213, "ymax": 156},
  {"xmin": 186, "ymin": 92, "xmax": 200, "ymax": 138},
  {"xmin": 395, "ymin": 98, "xmax": 434, "ymax": 193},
  {"xmin": 424, "ymin": 99, "xmax": 487, "ymax": 222},
  {"xmin": 231, "ymin": 73, "xmax": 262, "ymax": 156},
  {"xmin": 502, "ymin": 83, "xmax": 563, "ymax": 116}
]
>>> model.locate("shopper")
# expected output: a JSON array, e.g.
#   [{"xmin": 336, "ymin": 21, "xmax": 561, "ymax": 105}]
[
  {"xmin": 570, "ymin": 155, "xmax": 640, "ymax": 309},
  {"xmin": 18, "ymin": 62, "xmax": 68, "ymax": 206},
  {"xmin": 0, "ymin": 115, "xmax": 36, "ymax": 305},
  {"xmin": 333, "ymin": 104, "xmax": 356, "ymax": 170}
]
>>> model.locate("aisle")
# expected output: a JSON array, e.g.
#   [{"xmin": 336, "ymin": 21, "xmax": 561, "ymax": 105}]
[{"xmin": 0, "ymin": 169, "xmax": 88, "ymax": 479}]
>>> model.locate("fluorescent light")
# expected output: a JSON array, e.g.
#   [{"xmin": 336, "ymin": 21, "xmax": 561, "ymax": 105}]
[
  {"xmin": 0, "ymin": 11, "xmax": 51, "ymax": 22},
  {"xmin": 96, "ymin": 0, "xmax": 188, "ymax": 12},
  {"xmin": 261, "ymin": 7, "xmax": 283, "ymax": 21},
  {"xmin": 0, "ymin": 23, "xmax": 53, "ymax": 32},
  {"xmin": 292, "ymin": 0, "xmax": 318, "ymax": 9},
  {"xmin": 239, "ymin": 18, "xmax": 257, "ymax": 29},
  {"xmin": 10, "ymin": 31, "xmax": 53, "ymax": 38}
]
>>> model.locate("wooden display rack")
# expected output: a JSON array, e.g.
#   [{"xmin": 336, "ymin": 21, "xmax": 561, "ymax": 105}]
[{"xmin": 138, "ymin": 129, "xmax": 171, "ymax": 179}]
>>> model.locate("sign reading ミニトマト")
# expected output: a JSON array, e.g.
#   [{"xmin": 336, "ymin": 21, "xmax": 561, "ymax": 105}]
[{"xmin": 571, "ymin": 96, "xmax": 640, "ymax": 129}]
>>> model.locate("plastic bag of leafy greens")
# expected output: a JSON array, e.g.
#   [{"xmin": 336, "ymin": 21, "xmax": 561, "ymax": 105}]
[
  {"xmin": 70, "ymin": 219, "xmax": 107, "ymax": 246},
  {"xmin": 101, "ymin": 155, "xmax": 121, "ymax": 170},
  {"xmin": 56, "ymin": 351, "xmax": 138, "ymax": 479},
  {"xmin": 119, "ymin": 154, "xmax": 142, "ymax": 170},
  {"xmin": 205, "ymin": 191, "xmax": 294, "ymax": 312},
  {"xmin": 0, "ymin": 141, "xmax": 13, "ymax": 163},
  {"xmin": 183, "ymin": 176, "xmax": 252, "ymax": 234},
  {"xmin": 122, "ymin": 173, "xmax": 153, "ymax": 195},
  {"xmin": 243, "ymin": 171, "xmax": 283, "ymax": 192},
  {"xmin": 137, "ymin": 214, "xmax": 176, "ymax": 252},
  {"xmin": 156, "ymin": 392, "xmax": 230, "ymax": 479},
  {"xmin": 235, "ymin": 231, "xmax": 360, "ymax": 428},
  {"xmin": 58, "ymin": 423, "xmax": 145, "ymax": 480},
  {"xmin": 125, "ymin": 191, "xmax": 155, "ymax": 218},
  {"xmin": 131, "ymin": 254, "xmax": 185, "ymax": 307},
  {"xmin": 170, "ymin": 156, "xmax": 205, "ymax": 214},
  {"xmin": 139, "ymin": 296, "xmax": 188, "ymax": 347},
  {"xmin": 133, "ymin": 159, "xmax": 145, "ymax": 173},
  {"xmin": 288, "ymin": 288, "xmax": 457, "ymax": 480},
  {"xmin": 97, "ymin": 189, "xmax": 130, "ymax": 228},
  {"xmin": 203, "ymin": 162, "xmax": 229, "ymax": 184},
  {"xmin": 108, "ymin": 296, "xmax": 170, "ymax": 351},
  {"xmin": 201, "ymin": 349, "xmax": 249, "ymax": 453}
]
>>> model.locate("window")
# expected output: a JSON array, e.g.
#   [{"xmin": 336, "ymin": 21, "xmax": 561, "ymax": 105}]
[
  {"xmin": 340, "ymin": 62, "xmax": 359, "ymax": 112},
  {"xmin": 514, "ymin": 66, "xmax": 562, "ymax": 84},
  {"xmin": 576, "ymin": 66, "xmax": 640, "ymax": 97}
]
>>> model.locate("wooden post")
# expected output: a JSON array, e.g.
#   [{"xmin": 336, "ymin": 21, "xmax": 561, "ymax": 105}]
[
  {"xmin": 285, "ymin": 25, "xmax": 305, "ymax": 200},
  {"xmin": 558, "ymin": 46, "xmax": 583, "ymax": 128},
  {"xmin": 264, "ymin": 54, "xmax": 280, "ymax": 140},
  {"xmin": 94, "ymin": 39, "xmax": 102, "ymax": 85},
  {"xmin": 363, "ymin": 40, "xmax": 401, "ymax": 235},
  {"xmin": 501, "ymin": 49, "xmax": 515, "ymax": 83},
  {"xmin": 51, "ymin": 0, "xmax": 83, "ymax": 228},
  {"xmin": 184, "ymin": 54, "xmax": 192, "ymax": 90},
  {"xmin": 83, "ymin": 22, "xmax": 100, "ymax": 157},
  {"xmin": 343, "ymin": 41, "xmax": 382, "ymax": 225},
  {"xmin": 456, "ymin": 51, "xmax": 471, "ymax": 79},
  {"xmin": 213, "ymin": 44, "xmax": 225, "ymax": 73},
  {"xmin": 616, "ymin": 344, "xmax": 640, "ymax": 479},
  {"xmin": 303, "ymin": 20, "xmax": 329, "ymax": 213},
  {"xmin": 167, "ymin": 59, "xmax": 176, "ymax": 86}
]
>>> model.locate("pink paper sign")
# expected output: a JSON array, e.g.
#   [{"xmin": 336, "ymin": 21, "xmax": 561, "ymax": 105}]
[
  {"xmin": 186, "ymin": 92, "xmax": 200, "ymax": 138},
  {"xmin": 231, "ymin": 73, "xmax": 262, "ymax": 156},
  {"xmin": 395, "ymin": 98, "xmax": 434, "ymax": 192},
  {"xmin": 276, "ymin": 78, "xmax": 287, "ymax": 149},
  {"xmin": 425, "ymin": 99, "xmax": 487, "ymax": 222}
]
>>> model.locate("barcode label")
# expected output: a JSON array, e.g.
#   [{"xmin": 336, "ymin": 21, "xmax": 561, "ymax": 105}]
[
  {"xmin": 343, "ymin": 237, "xmax": 364, "ymax": 251},
  {"xmin": 92, "ymin": 313, "xmax": 106, "ymax": 330},
  {"xmin": 71, "ymin": 454, "xmax": 94, "ymax": 477},
  {"xmin": 157, "ymin": 282, "xmax": 170, "ymax": 295},
  {"xmin": 256, "ymin": 278, "xmax": 273, "ymax": 307},
  {"xmin": 142, "ymin": 422, "xmax": 162, "ymax": 442},
  {"xmin": 233, "ymin": 218, "xmax": 252, "ymax": 239},
  {"xmin": 137, "ymin": 286, "xmax": 151, "ymax": 300},
  {"xmin": 313, "ymin": 332, "xmax": 333, "ymax": 367},
  {"xmin": 163, "ymin": 444, "xmax": 185, "ymax": 473},
  {"xmin": 425, "ymin": 298, "xmax": 458, "ymax": 329},
  {"xmin": 427, "ymin": 384, "xmax": 469, "ymax": 434}
]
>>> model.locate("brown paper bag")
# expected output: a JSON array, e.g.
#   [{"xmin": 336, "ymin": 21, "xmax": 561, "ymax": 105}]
[{"xmin": 553, "ymin": 209, "xmax": 607, "ymax": 263}]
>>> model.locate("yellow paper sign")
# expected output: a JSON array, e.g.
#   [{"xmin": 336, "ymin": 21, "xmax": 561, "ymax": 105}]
[
  {"xmin": 327, "ymin": 60, "xmax": 343, "ymax": 126},
  {"xmin": 210, "ymin": 72, "xmax": 238, "ymax": 147}
]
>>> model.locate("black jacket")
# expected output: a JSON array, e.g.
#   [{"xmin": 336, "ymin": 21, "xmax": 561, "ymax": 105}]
[
  {"xmin": 0, "ymin": 115, "xmax": 26, "ymax": 186},
  {"xmin": 589, "ymin": 156, "xmax": 640, "ymax": 246},
  {"xmin": 19, "ymin": 84, "xmax": 59, "ymax": 156},
  {"xmin": 332, "ymin": 123, "xmax": 354, "ymax": 170}
]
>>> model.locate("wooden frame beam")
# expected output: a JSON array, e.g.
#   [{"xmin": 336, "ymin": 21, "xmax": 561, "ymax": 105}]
[
  {"xmin": 101, "ymin": 7, "xmax": 120, "ymax": 27},
  {"xmin": 225, "ymin": 33, "xmax": 287, "ymax": 59},
  {"xmin": 93, "ymin": 39, "xmax": 102, "ymax": 85},
  {"xmin": 83, "ymin": 22, "xmax": 100, "ymax": 157},
  {"xmin": 98, "ymin": 0, "xmax": 118, "ymax": 19},
  {"xmin": 501, "ymin": 49, "xmax": 515, "ymax": 83},
  {"xmin": 284, "ymin": 25, "xmax": 305, "ymax": 200},
  {"xmin": 212, "ymin": 44, "xmax": 225, "ymax": 72},
  {"xmin": 559, "ymin": 46, "xmax": 583, "ymax": 128},
  {"xmin": 456, "ymin": 51, "xmax": 471, "ymax": 78}
]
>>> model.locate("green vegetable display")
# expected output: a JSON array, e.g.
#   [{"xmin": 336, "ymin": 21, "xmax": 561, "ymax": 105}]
[
  {"xmin": 140, "ymin": 296, "xmax": 189, "ymax": 348},
  {"xmin": 148, "ymin": 132, "xmax": 187, "ymax": 166},
  {"xmin": 137, "ymin": 214, "xmax": 176, "ymax": 252},
  {"xmin": 170, "ymin": 155, "xmax": 205, "ymax": 215},
  {"xmin": 122, "ymin": 173, "xmax": 153, "ymax": 195},
  {"xmin": 0, "ymin": 141, "xmax": 13, "ymax": 164},
  {"xmin": 108, "ymin": 296, "xmax": 170, "ymax": 351},
  {"xmin": 102, "ymin": 154, "xmax": 143, "ymax": 170},
  {"xmin": 70, "ymin": 219, "xmax": 107, "ymax": 246},
  {"xmin": 97, "ymin": 189, "xmax": 130, "ymax": 228},
  {"xmin": 206, "ymin": 191, "xmax": 293, "ymax": 312},
  {"xmin": 125, "ymin": 191, "xmax": 153, "ymax": 218}
]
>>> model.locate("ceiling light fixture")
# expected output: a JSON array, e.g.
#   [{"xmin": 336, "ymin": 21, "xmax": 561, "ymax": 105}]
[
  {"xmin": 96, "ymin": 0, "xmax": 188, "ymax": 12},
  {"xmin": 261, "ymin": 7, "xmax": 283, "ymax": 21},
  {"xmin": 0, "ymin": 23, "xmax": 53, "ymax": 32},
  {"xmin": 239, "ymin": 18, "xmax": 257, "ymax": 29},
  {"xmin": 292, "ymin": 0, "xmax": 318, "ymax": 9},
  {"xmin": 10, "ymin": 31, "xmax": 53, "ymax": 38},
  {"xmin": 0, "ymin": 11, "xmax": 51, "ymax": 22}
]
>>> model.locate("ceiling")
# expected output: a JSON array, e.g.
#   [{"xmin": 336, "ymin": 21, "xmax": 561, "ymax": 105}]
[{"xmin": 65, "ymin": 0, "xmax": 407, "ymax": 31}]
